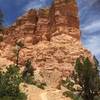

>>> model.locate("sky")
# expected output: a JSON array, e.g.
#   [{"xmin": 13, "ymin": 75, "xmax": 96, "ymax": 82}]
[
  {"xmin": 0, "ymin": 0, "xmax": 100, "ymax": 61},
  {"xmin": 77, "ymin": 0, "xmax": 100, "ymax": 61}
]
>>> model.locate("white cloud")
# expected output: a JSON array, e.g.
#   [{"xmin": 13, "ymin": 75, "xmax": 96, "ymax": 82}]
[
  {"xmin": 24, "ymin": 1, "xmax": 40, "ymax": 10},
  {"xmin": 77, "ymin": 0, "xmax": 97, "ymax": 7},
  {"xmin": 23, "ymin": 0, "xmax": 47, "ymax": 11},
  {"xmin": 82, "ymin": 34, "xmax": 100, "ymax": 61},
  {"xmin": 24, "ymin": 2, "xmax": 42, "ymax": 10},
  {"xmin": 81, "ymin": 20, "xmax": 100, "ymax": 34}
]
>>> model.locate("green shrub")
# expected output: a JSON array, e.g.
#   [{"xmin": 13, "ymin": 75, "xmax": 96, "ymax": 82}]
[
  {"xmin": 22, "ymin": 59, "xmax": 46, "ymax": 89},
  {"xmin": 0, "ymin": 93, "xmax": 26, "ymax": 100},
  {"xmin": 0, "ymin": 64, "xmax": 26, "ymax": 100},
  {"xmin": 22, "ymin": 59, "xmax": 34, "ymax": 84},
  {"xmin": 33, "ymin": 81, "xmax": 47, "ymax": 90},
  {"xmin": 61, "ymin": 78, "xmax": 75, "ymax": 91},
  {"xmin": 62, "ymin": 56, "xmax": 100, "ymax": 100},
  {"xmin": 63, "ymin": 91, "xmax": 83, "ymax": 100},
  {"xmin": 15, "ymin": 40, "xmax": 24, "ymax": 66},
  {"xmin": 61, "ymin": 78, "xmax": 82, "ymax": 100},
  {"xmin": 75, "ymin": 56, "xmax": 100, "ymax": 100}
]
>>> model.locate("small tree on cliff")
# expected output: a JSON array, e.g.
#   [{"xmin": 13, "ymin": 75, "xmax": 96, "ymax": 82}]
[
  {"xmin": 22, "ymin": 59, "xmax": 34, "ymax": 84},
  {"xmin": 22, "ymin": 59, "xmax": 46, "ymax": 89},
  {"xmin": 15, "ymin": 40, "xmax": 24, "ymax": 66},
  {"xmin": 75, "ymin": 56, "xmax": 100, "ymax": 100}
]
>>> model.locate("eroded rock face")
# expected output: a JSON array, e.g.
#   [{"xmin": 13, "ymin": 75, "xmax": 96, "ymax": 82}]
[
  {"xmin": 2, "ymin": 0, "xmax": 80, "ymax": 44},
  {"xmin": 0, "ymin": 0, "xmax": 92, "ymax": 95}
]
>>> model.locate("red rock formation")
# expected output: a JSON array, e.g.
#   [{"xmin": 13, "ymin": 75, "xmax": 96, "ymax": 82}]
[
  {"xmin": 2, "ymin": 0, "xmax": 80, "ymax": 44},
  {"xmin": 0, "ymin": 0, "xmax": 92, "ymax": 87}
]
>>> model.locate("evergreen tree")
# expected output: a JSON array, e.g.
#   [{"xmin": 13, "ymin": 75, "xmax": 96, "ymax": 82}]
[
  {"xmin": 22, "ymin": 59, "xmax": 34, "ymax": 84},
  {"xmin": 15, "ymin": 40, "xmax": 24, "ymax": 66},
  {"xmin": 0, "ymin": 64, "xmax": 26, "ymax": 100},
  {"xmin": 75, "ymin": 56, "xmax": 100, "ymax": 100},
  {"xmin": 22, "ymin": 59, "xmax": 46, "ymax": 89}
]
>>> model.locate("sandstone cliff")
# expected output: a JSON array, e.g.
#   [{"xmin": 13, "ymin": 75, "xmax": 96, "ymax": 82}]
[
  {"xmin": 0, "ymin": 0, "xmax": 91, "ymax": 82},
  {"xmin": 0, "ymin": 0, "xmax": 92, "ymax": 99},
  {"xmin": 3, "ymin": 0, "xmax": 80, "ymax": 43}
]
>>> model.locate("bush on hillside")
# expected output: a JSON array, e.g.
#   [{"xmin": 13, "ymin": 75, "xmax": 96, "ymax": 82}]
[
  {"xmin": 14, "ymin": 40, "xmax": 24, "ymax": 66},
  {"xmin": 22, "ymin": 59, "xmax": 46, "ymax": 89},
  {"xmin": 62, "ymin": 56, "xmax": 100, "ymax": 100},
  {"xmin": 0, "ymin": 64, "xmax": 26, "ymax": 100},
  {"xmin": 75, "ymin": 56, "xmax": 100, "ymax": 100},
  {"xmin": 22, "ymin": 59, "xmax": 34, "ymax": 84}
]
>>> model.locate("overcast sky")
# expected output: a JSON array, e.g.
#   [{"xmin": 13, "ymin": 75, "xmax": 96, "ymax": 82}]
[{"xmin": 0, "ymin": 0, "xmax": 100, "ymax": 61}]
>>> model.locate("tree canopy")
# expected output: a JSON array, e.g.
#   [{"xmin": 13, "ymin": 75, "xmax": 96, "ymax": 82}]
[{"xmin": 75, "ymin": 56, "xmax": 100, "ymax": 100}]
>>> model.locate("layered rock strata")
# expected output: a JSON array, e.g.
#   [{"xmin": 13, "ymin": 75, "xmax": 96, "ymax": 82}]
[{"xmin": 0, "ymin": 0, "xmax": 92, "ymax": 88}]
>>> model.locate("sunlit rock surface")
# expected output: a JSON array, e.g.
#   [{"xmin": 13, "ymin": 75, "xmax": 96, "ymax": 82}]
[{"xmin": 0, "ymin": 0, "xmax": 92, "ymax": 100}]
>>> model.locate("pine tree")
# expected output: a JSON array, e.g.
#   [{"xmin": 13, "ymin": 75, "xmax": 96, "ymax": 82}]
[{"xmin": 75, "ymin": 56, "xmax": 100, "ymax": 100}]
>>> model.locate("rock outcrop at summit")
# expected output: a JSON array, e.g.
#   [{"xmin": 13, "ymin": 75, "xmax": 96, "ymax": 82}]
[
  {"xmin": 3, "ymin": 0, "xmax": 80, "ymax": 44},
  {"xmin": 0, "ymin": 0, "xmax": 92, "ymax": 89}
]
